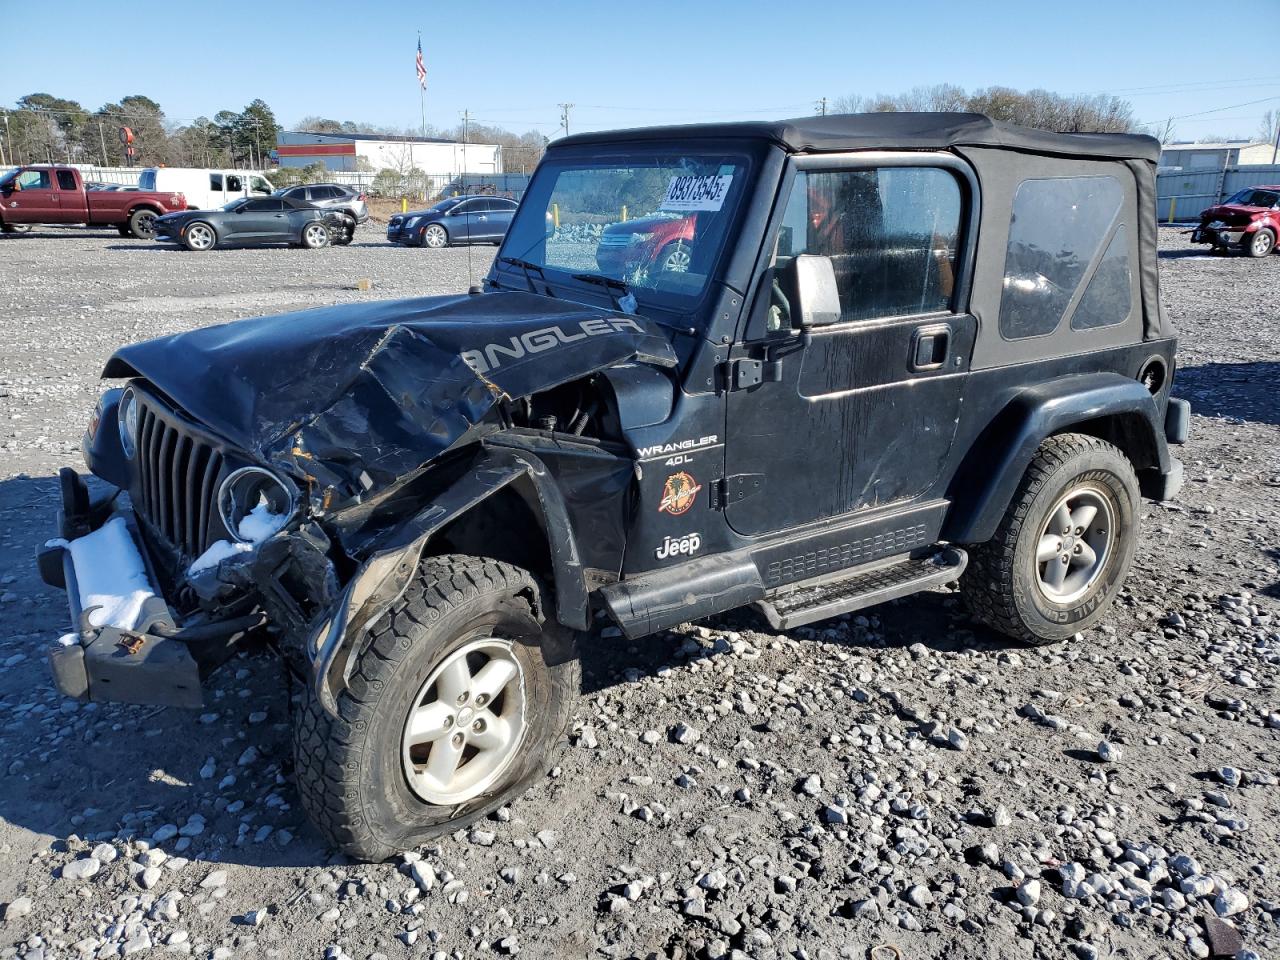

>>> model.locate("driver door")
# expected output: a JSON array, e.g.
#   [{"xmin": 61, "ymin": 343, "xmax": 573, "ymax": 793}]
[
  {"xmin": 723, "ymin": 156, "xmax": 975, "ymax": 538},
  {"xmin": 4, "ymin": 169, "xmax": 60, "ymax": 224}
]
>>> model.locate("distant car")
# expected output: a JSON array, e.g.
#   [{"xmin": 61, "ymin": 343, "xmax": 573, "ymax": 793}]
[
  {"xmin": 274, "ymin": 183, "xmax": 368, "ymax": 227},
  {"xmin": 386, "ymin": 195, "xmax": 518, "ymax": 247},
  {"xmin": 152, "ymin": 196, "xmax": 350, "ymax": 251},
  {"xmin": 595, "ymin": 212, "xmax": 696, "ymax": 277},
  {"xmin": 1191, "ymin": 185, "xmax": 1280, "ymax": 258}
]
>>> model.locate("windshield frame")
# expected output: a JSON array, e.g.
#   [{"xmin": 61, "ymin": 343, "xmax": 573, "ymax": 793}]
[{"xmin": 494, "ymin": 144, "xmax": 758, "ymax": 316}]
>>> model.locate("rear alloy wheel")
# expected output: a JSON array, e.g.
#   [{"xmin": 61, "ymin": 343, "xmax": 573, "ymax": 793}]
[
  {"xmin": 422, "ymin": 224, "xmax": 448, "ymax": 248},
  {"xmin": 301, "ymin": 221, "xmax": 330, "ymax": 249},
  {"xmin": 182, "ymin": 222, "xmax": 217, "ymax": 252},
  {"xmin": 1246, "ymin": 228, "xmax": 1275, "ymax": 258},
  {"xmin": 656, "ymin": 240, "xmax": 692, "ymax": 273},
  {"xmin": 961, "ymin": 433, "xmax": 1138, "ymax": 645},
  {"xmin": 127, "ymin": 208, "xmax": 158, "ymax": 239}
]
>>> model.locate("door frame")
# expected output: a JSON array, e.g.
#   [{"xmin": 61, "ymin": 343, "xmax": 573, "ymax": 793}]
[{"xmin": 721, "ymin": 149, "xmax": 983, "ymax": 538}]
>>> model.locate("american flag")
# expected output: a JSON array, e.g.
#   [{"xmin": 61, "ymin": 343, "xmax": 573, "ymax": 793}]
[{"xmin": 415, "ymin": 37, "xmax": 426, "ymax": 89}]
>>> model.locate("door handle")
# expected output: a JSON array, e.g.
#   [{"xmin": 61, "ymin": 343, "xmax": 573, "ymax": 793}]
[
  {"xmin": 477, "ymin": 215, "xmax": 487, "ymax": 221},
  {"xmin": 910, "ymin": 323, "xmax": 952, "ymax": 371}
]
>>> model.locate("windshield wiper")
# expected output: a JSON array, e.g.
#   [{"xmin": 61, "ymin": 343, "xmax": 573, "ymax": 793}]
[
  {"xmin": 498, "ymin": 256, "xmax": 557, "ymax": 298},
  {"xmin": 570, "ymin": 273, "xmax": 636, "ymax": 312}
]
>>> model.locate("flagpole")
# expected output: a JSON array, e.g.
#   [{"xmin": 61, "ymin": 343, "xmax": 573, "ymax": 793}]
[{"xmin": 418, "ymin": 31, "xmax": 426, "ymax": 139}]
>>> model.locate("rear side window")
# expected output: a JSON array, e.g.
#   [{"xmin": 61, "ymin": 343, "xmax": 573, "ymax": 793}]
[
  {"xmin": 56, "ymin": 170, "xmax": 77, "ymax": 190},
  {"xmin": 777, "ymin": 167, "xmax": 963, "ymax": 323},
  {"xmin": 226, "ymin": 175, "xmax": 243, "ymax": 192},
  {"xmin": 999, "ymin": 176, "xmax": 1126, "ymax": 339},
  {"xmin": 210, "ymin": 174, "xmax": 223, "ymax": 190}
]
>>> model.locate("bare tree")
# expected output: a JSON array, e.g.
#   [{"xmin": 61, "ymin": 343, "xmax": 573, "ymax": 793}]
[
  {"xmin": 832, "ymin": 84, "xmax": 1136, "ymax": 133},
  {"xmin": 1258, "ymin": 110, "xmax": 1278, "ymax": 147}
]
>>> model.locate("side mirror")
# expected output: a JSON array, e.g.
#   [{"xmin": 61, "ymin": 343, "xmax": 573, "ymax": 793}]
[{"xmin": 791, "ymin": 254, "xmax": 842, "ymax": 329}]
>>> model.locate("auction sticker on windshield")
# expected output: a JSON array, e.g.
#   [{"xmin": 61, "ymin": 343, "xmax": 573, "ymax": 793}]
[{"xmin": 661, "ymin": 174, "xmax": 733, "ymax": 212}]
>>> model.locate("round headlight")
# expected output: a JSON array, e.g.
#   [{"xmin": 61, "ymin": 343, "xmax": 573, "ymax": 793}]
[
  {"xmin": 118, "ymin": 389, "xmax": 138, "ymax": 459},
  {"xmin": 218, "ymin": 467, "xmax": 295, "ymax": 544}
]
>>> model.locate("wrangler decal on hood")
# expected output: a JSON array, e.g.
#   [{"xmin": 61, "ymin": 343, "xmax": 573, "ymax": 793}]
[{"xmin": 461, "ymin": 316, "xmax": 647, "ymax": 376}]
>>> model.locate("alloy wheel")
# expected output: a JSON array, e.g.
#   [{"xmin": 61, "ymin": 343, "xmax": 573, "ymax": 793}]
[
  {"xmin": 424, "ymin": 225, "xmax": 447, "ymax": 248},
  {"xmin": 401, "ymin": 637, "xmax": 527, "ymax": 805},
  {"xmin": 1251, "ymin": 231, "xmax": 1274, "ymax": 257},
  {"xmin": 1035, "ymin": 484, "xmax": 1114, "ymax": 604},
  {"xmin": 186, "ymin": 224, "xmax": 214, "ymax": 250},
  {"xmin": 660, "ymin": 243, "xmax": 691, "ymax": 272},
  {"xmin": 304, "ymin": 223, "xmax": 330, "ymax": 248}
]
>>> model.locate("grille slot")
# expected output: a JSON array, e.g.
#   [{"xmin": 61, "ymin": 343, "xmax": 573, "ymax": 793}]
[{"xmin": 134, "ymin": 396, "xmax": 225, "ymax": 559}]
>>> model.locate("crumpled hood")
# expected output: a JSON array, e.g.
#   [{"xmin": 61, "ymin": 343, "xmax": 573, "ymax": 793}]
[{"xmin": 103, "ymin": 290, "xmax": 676, "ymax": 503}]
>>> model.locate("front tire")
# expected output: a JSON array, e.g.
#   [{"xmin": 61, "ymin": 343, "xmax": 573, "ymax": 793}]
[
  {"xmin": 655, "ymin": 240, "xmax": 692, "ymax": 273},
  {"xmin": 422, "ymin": 223, "xmax": 448, "ymax": 248},
  {"xmin": 127, "ymin": 208, "xmax": 158, "ymax": 239},
  {"xmin": 292, "ymin": 556, "xmax": 579, "ymax": 861},
  {"xmin": 182, "ymin": 222, "xmax": 217, "ymax": 251},
  {"xmin": 961, "ymin": 434, "xmax": 1139, "ymax": 645},
  {"xmin": 1245, "ymin": 228, "xmax": 1275, "ymax": 258}
]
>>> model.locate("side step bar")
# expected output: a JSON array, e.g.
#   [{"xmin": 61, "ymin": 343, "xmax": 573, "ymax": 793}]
[{"xmin": 756, "ymin": 547, "xmax": 967, "ymax": 630}]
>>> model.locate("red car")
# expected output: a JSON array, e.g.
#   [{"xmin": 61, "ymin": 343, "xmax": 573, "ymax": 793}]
[
  {"xmin": 0, "ymin": 165, "xmax": 186, "ymax": 239},
  {"xmin": 1191, "ymin": 185, "xmax": 1280, "ymax": 258},
  {"xmin": 595, "ymin": 212, "xmax": 695, "ymax": 276}
]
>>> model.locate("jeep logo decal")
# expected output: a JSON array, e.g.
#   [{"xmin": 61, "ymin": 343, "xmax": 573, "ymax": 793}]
[
  {"xmin": 656, "ymin": 533, "xmax": 701, "ymax": 560},
  {"xmin": 460, "ymin": 317, "xmax": 646, "ymax": 376}
]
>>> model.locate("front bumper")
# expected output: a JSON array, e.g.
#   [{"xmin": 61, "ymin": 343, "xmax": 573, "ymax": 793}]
[
  {"xmin": 38, "ymin": 469, "xmax": 271, "ymax": 708},
  {"xmin": 38, "ymin": 470, "xmax": 203, "ymax": 707},
  {"xmin": 1191, "ymin": 224, "xmax": 1246, "ymax": 247},
  {"xmin": 386, "ymin": 222, "xmax": 422, "ymax": 245}
]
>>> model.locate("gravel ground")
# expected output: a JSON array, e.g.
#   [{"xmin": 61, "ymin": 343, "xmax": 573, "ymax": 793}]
[{"xmin": 0, "ymin": 225, "xmax": 1278, "ymax": 960}]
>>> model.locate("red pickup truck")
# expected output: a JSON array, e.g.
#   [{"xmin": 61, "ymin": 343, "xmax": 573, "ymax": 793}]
[{"xmin": 0, "ymin": 165, "xmax": 186, "ymax": 239}]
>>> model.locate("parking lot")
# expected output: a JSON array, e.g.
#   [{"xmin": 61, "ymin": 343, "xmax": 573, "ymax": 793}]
[{"xmin": 0, "ymin": 225, "xmax": 1278, "ymax": 959}]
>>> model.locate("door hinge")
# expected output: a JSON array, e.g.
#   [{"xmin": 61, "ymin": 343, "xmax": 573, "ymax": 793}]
[
  {"xmin": 710, "ymin": 474, "xmax": 765, "ymax": 510},
  {"xmin": 723, "ymin": 357, "xmax": 783, "ymax": 391}
]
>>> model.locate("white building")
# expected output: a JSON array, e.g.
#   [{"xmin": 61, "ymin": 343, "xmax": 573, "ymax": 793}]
[
  {"xmin": 1158, "ymin": 140, "xmax": 1276, "ymax": 171},
  {"xmin": 275, "ymin": 131, "xmax": 502, "ymax": 175}
]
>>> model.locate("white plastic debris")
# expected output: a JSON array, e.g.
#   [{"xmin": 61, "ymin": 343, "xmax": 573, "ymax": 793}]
[
  {"xmin": 188, "ymin": 500, "xmax": 289, "ymax": 575},
  {"xmin": 66, "ymin": 517, "xmax": 155, "ymax": 630}
]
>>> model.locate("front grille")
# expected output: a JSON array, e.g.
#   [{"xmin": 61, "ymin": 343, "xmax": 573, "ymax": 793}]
[{"xmin": 135, "ymin": 395, "xmax": 226, "ymax": 559}]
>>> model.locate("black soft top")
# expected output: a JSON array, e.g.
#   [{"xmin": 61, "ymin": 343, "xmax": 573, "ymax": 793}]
[{"xmin": 557, "ymin": 112, "xmax": 1160, "ymax": 164}]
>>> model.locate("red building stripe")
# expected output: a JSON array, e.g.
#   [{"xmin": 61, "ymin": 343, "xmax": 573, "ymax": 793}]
[{"xmin": 277, "ymin": 143, "xmax": 357, "ymax": 157}]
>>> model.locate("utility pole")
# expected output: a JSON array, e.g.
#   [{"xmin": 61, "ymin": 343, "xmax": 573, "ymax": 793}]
[
  {"xmin": 558, "ymin": 103, "xmax": 574, "ymax": 138},
  {"xmin": 817, "ymin": 97, "xmax": 828, "ymax": 117},
  {"xmin": 98, "ymin": 122, "xmax": 109, "ymax": 166},
  {"xmin": 1272, "ymin": 116, "xmax": 1279, "ymax": 165}
]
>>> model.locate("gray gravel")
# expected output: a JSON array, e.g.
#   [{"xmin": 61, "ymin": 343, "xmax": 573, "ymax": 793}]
[{"xmin": 1, "ymin": 224, "xmax": 1278, "ymax": 960}]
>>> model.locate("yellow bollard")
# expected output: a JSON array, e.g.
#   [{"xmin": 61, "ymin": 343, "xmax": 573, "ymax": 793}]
[
  {"xmin": 552, "ymin": 202, "xmax": 560, "ymax": 230},
  {"xmin": 1167, "ymin": 197, "xmax": 1177, "ymax": 224},
  {"xmin": 401, "ymin": 197, "xmax": 408, "ymax": 213},
  {"xmin": 622, "ymin": 204, "xmax": 628, "ymax": 222}
]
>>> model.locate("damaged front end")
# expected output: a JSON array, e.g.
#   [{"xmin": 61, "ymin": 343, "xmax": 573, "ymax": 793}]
[{"xmin": 40, "ymin": 290, "xmax": 674, "ymax": 712}]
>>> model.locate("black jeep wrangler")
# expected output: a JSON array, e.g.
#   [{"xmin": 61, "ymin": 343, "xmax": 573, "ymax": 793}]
[{"xmin": 40, "ymin": 113, "xmax": 1189, "ymax": 860}]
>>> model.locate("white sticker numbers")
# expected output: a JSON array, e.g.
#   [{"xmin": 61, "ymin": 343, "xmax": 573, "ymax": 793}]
[{"xmin": 660, "ymin": 174, "xmax": 733, "ymax": 212}]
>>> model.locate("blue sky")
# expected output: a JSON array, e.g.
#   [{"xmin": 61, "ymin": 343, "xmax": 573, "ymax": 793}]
[{"xmin": 2, "ymin": 0, "xmax": 1278, "ymax": 144}]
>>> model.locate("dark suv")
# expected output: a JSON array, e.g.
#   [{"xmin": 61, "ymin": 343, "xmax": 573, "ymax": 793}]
[
  {"xmin": 40, "ymin": 113, "xmax": 1188, "ymax": 861},
  {"xmin": 274, "ymin": 182, "xmax": 368, "ymax": 227}
]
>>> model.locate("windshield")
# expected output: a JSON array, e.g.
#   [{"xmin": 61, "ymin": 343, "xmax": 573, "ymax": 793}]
[
  {"xmin": 500, "ymin": 150, "xmax": 751, "ymax": 305},
  {"xmin": 222, "ymin": 198, "xmax": 249, "ymax": 212},
  {"xmin": 431, "ymin": 198, "xmax": 464, "ymax": 213},
  {"xmin": 1224, "ymin": 188, "xmax": 1278, "ymax": 208},
  {"xmin": 0, "ymin": 168, "xmax": 16, "ymax": 186}
]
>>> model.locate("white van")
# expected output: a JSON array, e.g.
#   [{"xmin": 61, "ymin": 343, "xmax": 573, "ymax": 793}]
[{"xmin": 137, "ymin": 168, "xmax": 276, "ymax": 211}]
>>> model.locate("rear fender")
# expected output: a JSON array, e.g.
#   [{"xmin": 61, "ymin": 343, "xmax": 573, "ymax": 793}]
[
  {"xmin": 944, "ymin": 373, "xmax": 1168, "ymax": 544},
  {"xmin": 309, "ymin": 445, "xmax": 587, "ymax": 716}
]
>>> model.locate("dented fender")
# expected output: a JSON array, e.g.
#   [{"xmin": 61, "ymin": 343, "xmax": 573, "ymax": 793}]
[{"xmin": 308, "ymin": 443, "xmax": 598, "ymax": 717}]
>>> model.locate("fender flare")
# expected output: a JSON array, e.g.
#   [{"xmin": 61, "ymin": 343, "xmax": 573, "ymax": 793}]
[
  {"xmin": 308, "ymin": 446, "xmax": 589, "ymax": 716},
  {"xmin": 125, "ymin": 202, "xmax": 164, "ymax": 219},
  {"xmin": 943, "ymin": 373, "xmax": 1168, "ymax": 545}
]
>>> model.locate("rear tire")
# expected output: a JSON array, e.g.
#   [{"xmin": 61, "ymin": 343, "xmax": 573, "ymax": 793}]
[
  {"xmin": 292, "ymin": 555, "xmax": 580, "ymax": 861},
  {"xmin": 1245, "ymin": 227, "xmax": 1275, "ymax": 258},
  {"xmin": 301, "ymin": 221, "xmax": 330, "ymax": 249},
  {"xmin": 961, "ymin": 433, "xmax": 1139, "ymax": 645},
  {"xmin": 2, "ymin": 223, "xmax": 32, "ymax": 235},
  {"xmin": 127, "ymin": 208, "xmax": 158, "ymax": 239},
  {"xmin": 655, "ymin": 240, "xmax": 692, "ymax": 273}
]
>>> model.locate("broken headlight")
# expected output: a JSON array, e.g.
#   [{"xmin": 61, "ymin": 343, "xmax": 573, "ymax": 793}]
[
  {"xmin": 218, "ymin": 467, "xmax": 296, "ymax": 544},
  {"xmin": 117, "ymin": 388, "xmax": 138, "ymax": 459}
]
